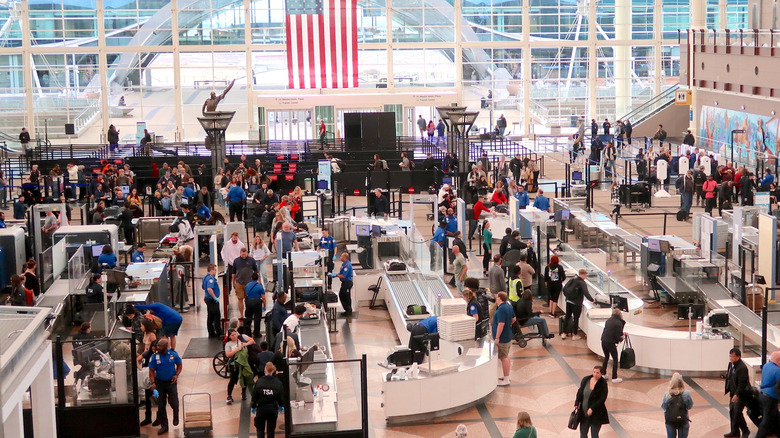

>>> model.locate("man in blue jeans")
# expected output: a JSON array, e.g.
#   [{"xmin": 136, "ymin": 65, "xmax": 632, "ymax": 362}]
[
  {"xmin": 679, "ymin": 169, "xmax": 695, "ymax": 218},
  {"xmin": 492, "ymin": 292, "xmax": 516, "ymax": 386}
]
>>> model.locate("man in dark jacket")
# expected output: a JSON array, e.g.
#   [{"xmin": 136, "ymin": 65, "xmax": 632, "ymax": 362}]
[
  {"xmin": 601, "ymin": 308, "xmax": 626, "ymax": 383},
  {"xmin": 498, "ymin": 227, "xmax": 512, "ymax": 257},
  {"xmin": 725, "ymin": 347, "xmax": 751, "ymax": 438},
  {"xmin": 590, "ymin": 119, "xmax": 598, "ymax": 137},
  {"xmin": 624, "ymin": 119, "xmax": 633, "ymax": 144},
  {"xmin": 423, "ymin": 153, "xmax": 436, "ymax": 170},
  {"xmin": 680, "ymin": 170, "xmax": 695, "ymax": 216},
  {"xmin": 561, "ymin": 269, "xmax": 595, "ymax": 340},
  {"xmin": 509, "ymin": 154, "xmax": 523, "ymax": 184},
  {"xmin": 683, "ymin": 129, "xmax": 695, "ymax": 148},
  {"xmin": 693, "ymin": 166, "xmax": 707, "ymax": 206},
  {"xmin": 373, "ymin": 189, "xmax": 389, "ymax": 217}
]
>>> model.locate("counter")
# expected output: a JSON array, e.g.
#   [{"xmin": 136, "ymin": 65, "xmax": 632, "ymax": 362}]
[
  {"xmin": 381, "ymin": 336, "xmax": 497, "ymax": 424},
  {"xmin": 585, "ymin": 308, "xmax": 733, "ymax": 372}
]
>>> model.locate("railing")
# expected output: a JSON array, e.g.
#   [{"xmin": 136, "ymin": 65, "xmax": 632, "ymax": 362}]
[
  {"xmin": 618, "ymin": 84, "xmax": 680, "ymax": 127},
  {"xmin": 688, "ymin": 28, "xmax": 779, "ymax": 52}
]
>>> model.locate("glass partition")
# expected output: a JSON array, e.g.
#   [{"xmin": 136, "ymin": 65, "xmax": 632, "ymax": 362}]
[
  {"xmin": 286, "ymin": 357, "xmax": 367, "ymax": 437},
  {"xmin": 68, "ymin": 245, "xmax": 89, "ymax": 295}
]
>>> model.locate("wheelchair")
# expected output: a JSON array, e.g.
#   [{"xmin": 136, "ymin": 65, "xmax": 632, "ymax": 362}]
[{"xmin": 512, "ymin": 321, "xmax": 549, "ymax": 348}]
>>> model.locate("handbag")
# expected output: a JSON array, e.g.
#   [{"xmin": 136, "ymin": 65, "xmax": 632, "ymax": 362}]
[
  {"xmin": 568, "ymin": 407, "xmax": 580, "ymax": 430},
  {"xmin": 619, "ymin": 334, "xmax": 636, "ymax": 369}
]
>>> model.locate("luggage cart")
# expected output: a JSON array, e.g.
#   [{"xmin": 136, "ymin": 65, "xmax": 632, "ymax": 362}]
[{"xmin": 182, "ymin": 393, "xmax": 213, "ymax": 437}]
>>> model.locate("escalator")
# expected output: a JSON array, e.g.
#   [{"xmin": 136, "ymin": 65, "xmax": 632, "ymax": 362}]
[{"xmin": 618, "ymin": 84, "xmax": 681, "ymax": 128}]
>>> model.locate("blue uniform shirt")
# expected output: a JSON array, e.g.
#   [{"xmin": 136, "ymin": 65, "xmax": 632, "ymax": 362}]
[
  {"xmin": 149, "ymin": 349, "xmax": 181, "ymax": 381},
  {"xmin": 202, "ymin": 273, "xmax": 220, "ymax": 300},
  {"xmin": 97, "ymin": 252, "xmax": 117, "ymax": 268},
  {"xmin": 339, "ymin": 260, "xmax": 354, "ymax": 281},
  {"xmin": 131, "ymin": 249, "xmax": 145, "ymax": 263},
  {"xmin": 227, "ymin": 185, "xmax": 247, "ymax": 203},
  {"xmin": 183, "ymin": 187, "xmax": 195, "ymax": 198},
  {"xmin": 445, "ymin": 215, "xmax": 458, "ymax": 234},
  {"xmin": 318, "ymin": 235, "xmax": 336, "ymax": 253},
  {"xmin": 418, "ymin": 316, "xmax": 438, "ymax": 333},
  {"xmin": 533, "ymin": 195, "xmax": 551, "ymax": 212},
  {"xmin": 197, "ymin": 205, "xmax": 211, "ymax": 219},
  {"xmin": 245, "ymin": 280, "xmax": 265, "ymax": 299},
  {"xmin": 514, "ymin": 191, "xmax": 529, "ymax": 207},
  {"xmin": 761, "ymin": 361, "xmax": 780, "ymax": 400},
  {"xmin": 135, "ymin": 303, "xmax": 183, "ymax": 325},
  {"xmin": 492, "ymin": 302, "xmax": 515, "ymax": 343},
  {"xmin": 432, "ymin": 227, "xmax": 445, "ymax": 247}
]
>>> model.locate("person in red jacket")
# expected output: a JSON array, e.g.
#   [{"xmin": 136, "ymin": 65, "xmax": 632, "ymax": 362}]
[{"xmin": 491, "ymin": 181, "xmax": 508, "ymax": 205}]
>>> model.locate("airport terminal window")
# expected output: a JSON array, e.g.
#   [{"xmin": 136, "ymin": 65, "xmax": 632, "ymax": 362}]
[
  {"xmin": 392, "ymin": 48, "xmax": 457, "ymax": 88},
  {"xmin": 528, "ymin": 0, "xmax": 583, "ymax": 40},
  {"xmin": 631, "ymin": 0, "xmax": 654, "ymax": 40},
  {"xmin": 357, "ymin": 0, "xmax": 388, "ymax": 44},
  {"xmin": 251, "ymin": 50, "xmax": 289, "ymax": 91},
  {"xmin": 462, "ymin": 3, "xmax": 522, "ymax": 43},
  {"xmin": 178, "ymin": 1, "xmax": 246, "ymax": 45},
  {"xmin": 596, "ymin": 2, "xmax": 616, "ymax": 41},
  {"xmin": 662, "ymin": 2, "xmax": 691, "ymax": 39},
  {"xmin": 0, "ymin": 55, "xmax": 25, "ymax": 94},
  {"xmin": 725, "ymin": 0, "xmax": 749, "ymax": 29},
  {"xmin": 357, "ymin": 49, "xmax": 389, "ymax": 88}
]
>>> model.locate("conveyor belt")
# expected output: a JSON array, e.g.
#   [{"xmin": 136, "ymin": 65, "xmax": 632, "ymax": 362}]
[
  {"xmin": 419, "ymin": 275, "xmax": 453, "ymax": 300},
  {"xmin": 386, "ymin": 274, "xmax": 430, "ymax": 317}
]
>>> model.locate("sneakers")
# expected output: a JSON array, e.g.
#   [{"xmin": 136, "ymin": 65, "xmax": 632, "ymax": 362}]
[
  {"xmin": 611, "ymin": 378, "xmax": 623, "ymax": 383},
  {"xmin": 560, "ymin": 333, "xmax": 567, "ymax": 339},
  {"xmin": 548, "ymin": 313, "xmax": 556, "ymax": 318},
  {"xmin": 497, "ymin": 377, "xmax": 511, "ymax": 386},
  {"xmin": 226, "ymin": 396, "xmax": 234, "ymax": 405},
  {"xmin": 572, "ymin": 335, "xmax": 581, "ymax": 341}
]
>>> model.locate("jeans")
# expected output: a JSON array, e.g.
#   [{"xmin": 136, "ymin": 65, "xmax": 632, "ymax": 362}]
[
  {"xmin": 681, "ymin": 192, "xmax": 693, "ymax": 215},
  {"xmin": 579, "ymin": 417, "xmax": 602, "ymax": 438},
  {"xmin": 756, "ymin": 393, "xmax": 778, "ymax": 438},
  {"xmin": 244, "ymin": 297, "xmax": 264, "ymax": 337},
  {"xmin": 205, "ymin": 297, "xmax": 221, "ymax": 337},
  {"xmin": 255, "ymin": 407, "xmax": 278, "ymax": 438},
  {"xmin": 258, "ymin": 259, "xmax": 268, "ymax": 287},
  {"xmin": 665, "ymin": 423, "xmax": 690, "ymax": 438},
  {"xmin": 601, "ymin": 341, "xmax": 619, "ymax": 379},
  {"xmin": 564, "ymin": 302, "xmax": 582, "ymax": 335},
  {"xmin": 523, "ymin": 317, "xmax": 550, "ymax": 337},
  {"xmin": 155, "ymin": 379, "xmax": 179, "ymax": 428},
  {"xmin": 455, "ymin": 278, "xmax": 464, "ymax": 294}
]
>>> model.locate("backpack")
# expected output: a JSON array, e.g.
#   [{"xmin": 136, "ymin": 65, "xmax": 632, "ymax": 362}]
[
  {"xmin": 161, "ymin": 196, "xmax": 172, "ymax": 212},
  {"xmin": 563, "ymin": 279, "xmax": 578, "ymax": 301},
  {"xmin": 408, "ymin": 159, "xmax": 415, "ymax": 169},
  {"xmin": 664, "ymin": 393, "xmax": 689, "ymax": 427}
]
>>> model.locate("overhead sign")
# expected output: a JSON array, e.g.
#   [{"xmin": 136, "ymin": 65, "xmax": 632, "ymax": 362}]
[{"xmin": 675, "ymin": 90, "xmax": 692, "ymax": 106}]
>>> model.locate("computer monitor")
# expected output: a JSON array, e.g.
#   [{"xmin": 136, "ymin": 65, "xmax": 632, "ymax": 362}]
[
  {"xmin": 647, "ymin": 238, "xmax": 661, "ymax": 252},
  {"xmin": 316, "ymin": 180, "xmax": 329, "ymax": 190},
  {"xmin": 610, "ymin": 295, "xmax": 629, "ymax": 312},
  {"xmin": 659, "ymin": 239, "xmax": 671, "ymax": 253},
  {"xmin": 677, "ymin": 303, "xmax": 705, "ymax": 320},
  {"xmin": 356, "ymin": 224, "xmax": 370, "ymax": 237},
  {"xmin": 442, "ymin": 176, "xmax": 453, "ymax": 186},
  {"xmin": 298, "ymin": 346, "xmax": 317, "ymax": 375},
  {"xmin": 572, "ymin": 171, "xmax": 583, "ymax": 181},
  {"xmin": 371, "ymin": 225, "xmax": 381, "ymax": 237},
  {"xmin": 554, "ymin": 209, "xmax": 571, "ymax": 221},
  {"xmin": 120, "ymin": 185, "xmax": 130, "ymax": 194},
  {"xmin": 92, "ymin": 244, "xmax": 106, "ymax": 258}
]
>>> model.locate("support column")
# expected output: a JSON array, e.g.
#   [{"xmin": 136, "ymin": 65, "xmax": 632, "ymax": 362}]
[
  {"xmin": 20, "ymin": 0, "xmax": 34, "ymax": 136},
  {"xmin": 614, "ymin": 0, "xmax": 632, "ymax": 118},
  {"xmin": 97, "ymin": 0, "xmax": 109, "ymax": 144},
  {"xmin": 718, "ymin": 0, "xmax": 728, "ymax": 29},
  {"xmin": 690, "ymin": 0, "xmax": 706, "ymax": 133},
  {"xmin": 31, "ymin": 351, "xmax": 57, "ymax": 438},
  {"xmin": 244, "ymin": 0, "xmax": 255, "ymax": 137},
  {"xmin": 691, "ymin": 0, "xmax": 707, "ymax": 29},
  {"xmin": 654, "ymin": 0, "xmax": 663, "ymax": 95},
  {"xmin": 1, "ymin": 402, "xmax": 24, "ymax": 438},
  {"xmin": 172, "ymin": 0, "xmax": 183, "ymax": 141},
  {"xmin": 588, "ymin": 0, "xmax": 598, "ymax": 119},
  {"xmin": 522, "ymin": 0, "xmax": 531, "ymax": 136},
  {"xmin": 454, "ymin": 0, "xmax": 463, "ymax": 106}
]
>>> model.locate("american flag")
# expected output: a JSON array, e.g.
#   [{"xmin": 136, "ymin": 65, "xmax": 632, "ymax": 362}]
[{"xmin": 286, "ymin": 0, "xmax": 358, "ymax": 89}]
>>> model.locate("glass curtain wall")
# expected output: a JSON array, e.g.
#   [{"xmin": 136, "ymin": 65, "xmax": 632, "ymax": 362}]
[{"xmin": 0, "ymin": 0, "xmax": 747, "ymax": 145}]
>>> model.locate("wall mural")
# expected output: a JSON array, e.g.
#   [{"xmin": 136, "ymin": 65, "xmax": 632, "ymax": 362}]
[{"xmin": 699, "ymin": 105, "xmax": 778, "ymax": 165}]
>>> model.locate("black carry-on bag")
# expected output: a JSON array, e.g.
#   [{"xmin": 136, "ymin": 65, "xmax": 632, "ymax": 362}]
[{"xmin": 619, "ymin": 334, "xmax": 636, "ymax": 369}]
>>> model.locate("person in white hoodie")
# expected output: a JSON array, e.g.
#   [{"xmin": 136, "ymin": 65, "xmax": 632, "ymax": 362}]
[{"xmin": 67, "ymin": 163, "xmax": 80, "ymax": 200}]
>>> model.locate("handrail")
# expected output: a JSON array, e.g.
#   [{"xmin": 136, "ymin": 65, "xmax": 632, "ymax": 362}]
[{"xmin": 619, "ymin": 84, "xmax": 680, "ymax": 123}]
